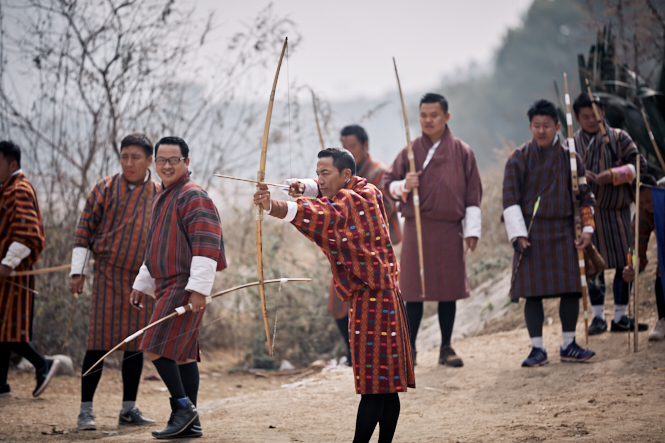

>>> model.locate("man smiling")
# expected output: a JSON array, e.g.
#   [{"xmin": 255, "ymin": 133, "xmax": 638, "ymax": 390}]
[{"xmin": 131, "ymin": 136, "xmax": 226, "ymax": 439}]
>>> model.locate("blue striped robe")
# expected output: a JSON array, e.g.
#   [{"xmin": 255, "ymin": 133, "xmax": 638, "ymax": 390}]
[
  {"xmin": 574, "ymin": 127, "xmax": 646, "ymax": 268},
  {"xmin": 503, "ymin": 138, "xmax": 595, "ymax": 301}
]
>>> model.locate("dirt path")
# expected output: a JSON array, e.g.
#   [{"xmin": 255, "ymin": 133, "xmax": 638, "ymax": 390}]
[{"xmin": 1, "ymin": 322, "xmax": 664, "ymax": 442}]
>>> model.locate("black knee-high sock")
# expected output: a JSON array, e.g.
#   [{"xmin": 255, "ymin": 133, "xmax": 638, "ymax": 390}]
[
  {"xmin": 178, "ymin": 362, "xmax": 199, "ymax": 406},
  {"xmin": 335, "ymin": 316, "xmax": 350, "ymax": 354},
  {"xmin": 524, "ymin": 298, "xmax": 544, "ymax": 338},
  {"xmin": 0, "ymin": 343, "xmax": 11, "ymax": 385},
  {"xmin": 11, "ymin": 343, "xmax": 46, "ymax": 371},
  {"xmin": 656, "ymin": 276, "xmax": 665, "ymax": 320},
  {"xmin": 81, "ymin": 350, "xmax": 106, "ymax": 402},
  {"xmin": 438, "ymin": 301, "xmax": 456, "ymax": 347},
  {"xmin": 405, "ymin": 302, "xmax": 423, "ymax": 350},
  {"xmin": 122, "ymin": 351, "xmax": 144, "ymax": 402},
  {"xmin": 559, "ymin": 295, "xmax": 580, "ymax": 333},
  {"xmin": 152, "ymin": 357, "xmax": 186, "ymax": 400},
  {"xmin": 378, "ymin": 393, "xmax": 400, "ymax": 443},
  {"xmin": 353, "ymin": 394, "xmax": 384, "ymax": 443}
]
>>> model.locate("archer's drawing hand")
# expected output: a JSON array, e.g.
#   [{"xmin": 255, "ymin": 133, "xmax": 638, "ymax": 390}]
[
  {"xmin": 622, "ymin": 264, "xmax": 635, "ymax": 283},
  {"xmin": 585, "ymin": 170, "xmax": 597, "ymax": 183},
  {"xmin": 465, "ymin": 237, "xmax": 478, "ymax": 252},
  {"xmin": 130, "ymin": 290, "xmax": 145, "ymax": 310},
  {"xmin": 188, "ymin": 291, "xmax": 206, "ymax": 313},
  {"xmin": 404, "ymin": 171, "xmax": 422, "ymax": 192},
  {"xmin": 595, "ymin": 170, "xmax": 612, "ymax": 185},
  {"xmin": 287, "ymin": 181, "xmax": 305, "ymax": 198},
  {"xmin": 0, "ymin": 264, "xmax": 11, "ymax": 279},
  {"xmin": 254, "ymin": 185, "xmax": 271, "ymax": 211},
  {"xmin": 513, "ymin": 237, "xmax": 530, "ymax": 254},
  {"xmin": 575, "ymin": 232, "xmax": 592, "ymax": 249},
  {"xmin": 69, "ymin": 275, "xmax": 86, "ymax": 295}
]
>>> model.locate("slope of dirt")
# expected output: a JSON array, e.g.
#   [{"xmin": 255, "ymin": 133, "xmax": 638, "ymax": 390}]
[{"xmin": 1, "ymin": 322, "xmax": 664, "ymax": 442}]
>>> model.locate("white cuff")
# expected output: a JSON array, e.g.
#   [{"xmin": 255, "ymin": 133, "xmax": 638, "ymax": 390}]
[
  {"xmin": 627, "ymin": 164, "xmax": 636, "ymax": 180},
  {"xmin": 1, "ymin": 242, "xmax": 31, "ymax": 270},
  {"xmin": 463, "ymin": 206, "xmax": 481, "ymax": 239},
  {"xmin": 284, "ymin": 201, "xmax": 298, "ymax": 223},
  {"xmin": 281, "ymin": 178, "xmax": 319, "ymax": 198},
  {"xmin": 503, "ymin": 205, "xmax": 528, "ymax": 242},
  {"xmin": 132, "ymin": 263, "xmax": 156, "ymax": 297},
  {"xmin": 389, "ymin": 179, "xmax": 407, "ymax": 199},
  {"xmin": 184, "ymin": 256, "xmax": 218, "ymax": 296},
  {"xmin": 582, "ymin": 226, "xmax": 595, "ymax": 234},
  {"xmin": 70, "ymin": 247, "xmax": 91, "ymax": 276}
]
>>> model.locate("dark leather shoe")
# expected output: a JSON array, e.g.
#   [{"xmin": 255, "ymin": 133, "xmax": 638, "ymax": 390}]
[
  {"xmin": 611, "ymin": 316, "xmax": 649, "ymax": 332},
  {"xmin": 439, "ymin": 345, "xmax": 463, "ymax": 367},
  {"xmin": 588, "ymin": 317, "xmax": 608, "ymax": 335},
  {"xmin": 151, "ymin": 397, "xmax": 198, "ymax": 439},
  {"xmin": 179, "ymin": 417, "xmax": 203, "ymax": 439}
]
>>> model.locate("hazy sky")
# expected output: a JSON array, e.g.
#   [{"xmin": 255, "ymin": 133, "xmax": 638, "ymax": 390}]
[{"xmin": 195, "ymin": 0, "xmax": 534, "ymax": 100}]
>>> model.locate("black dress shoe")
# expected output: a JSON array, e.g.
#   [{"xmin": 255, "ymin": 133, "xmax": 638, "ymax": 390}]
[
  {"xmin": 588, "ymin": 317, "xmax": 608, "ymax": 335},
  {"xmin": 33, "ymin": 358, "xmax": 60, "ymax": 397},
  {"xmin": 152, "ymin": 397, "xmax": 198, "ymax": 439},
  {"xmin": 611, "ymin": 315, "xmax": 649, "ymax": 332}
]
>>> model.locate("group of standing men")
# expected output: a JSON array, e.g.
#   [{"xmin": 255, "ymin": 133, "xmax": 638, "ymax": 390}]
[{"xmin": 0, "ymin": 87, "xmax": 660, "ymax": 443}]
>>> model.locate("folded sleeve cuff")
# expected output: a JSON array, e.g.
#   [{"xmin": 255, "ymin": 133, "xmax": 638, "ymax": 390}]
[
  {"xmin": 281, "ymin": 178, "xmax": 319, "ymax": 198},
  {"xmin": 1, "ymin": 242, "xmax": 31, "ymax": 270},
  {"xmin": 70, "ymin": 247, "xmax": 91, "ymax": 276},
  {"xmin": 503, "ymin": 205, "xmax": 528, "ymax": 242},
  {"xmin": 389, "ymin": 179, "xmax": 407, "ymax": 199},
  {"xmin": 582, "ymin": 226, "xmax": 595, "ymax": 234},
  {"xmin": 132, "ymin": 263, "xmax": 156, "ymax": 297},
  {"xmin": 463, "ymin": 206, "xmax": 481, "ymax": 238},
  {"xmin": 184, "ymin": 256, "xmax": 218, "ymax": 296}
]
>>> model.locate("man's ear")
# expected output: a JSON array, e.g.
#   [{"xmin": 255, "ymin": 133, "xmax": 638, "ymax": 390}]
[{"xmin": 343, "ymin": 168, "xmax": 353, "ymax": 182}]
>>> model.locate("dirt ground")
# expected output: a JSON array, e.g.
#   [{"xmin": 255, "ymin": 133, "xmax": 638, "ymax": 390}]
[{"xmin": 1, "ymin": 320, "xmax": 664, "ymax": 443}]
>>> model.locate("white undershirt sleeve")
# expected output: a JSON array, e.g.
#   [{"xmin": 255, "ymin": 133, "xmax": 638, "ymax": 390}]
[
  {"xmin": 389, "ymin": 180, "xmax": 407, "ymax": 199},
  {"xmin": 1, "ymin": 242, "xmax": 31, "ymax": 270},
  {"xmin": 582, "ymin": 226, "xmax": 595, "ymax": 234},
  {"xmin": 503, "ymin": 205, "xmax": 528, "ymax": 242},
  {"xmin": 627, "ymin": 164, "xmax": 636, "ymax": 180},
  {"xmin": 463, "ymin": 206, "xmax": 482, "ymax": 239},
  {"xmin": 185, "ymin": 256, "xmax": 218, "ymax": 296},
  {"xmin": 132, "ymin": 263, "xmax": 156, "ymax": 297},
  {"xmin": 70, "ymin": 247, "xmax": 92, "ymax": 276}
]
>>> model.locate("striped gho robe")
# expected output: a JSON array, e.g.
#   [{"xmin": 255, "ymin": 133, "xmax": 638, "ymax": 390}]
[
  {"xmin": 270, "ymin": 176, "xmax": 415, "ymax": 394},
  {"xmin": 328, "ymin": 155, "xmax": 402, "ymax": 320},
  {"xmin": 71, "ymin": 172, "xmax": 158, "ymax": 351},
  {"xmin": 0, "ymin": 171, "xmax": 45, "ymax": 342},
  {"xmin": 503, "ymin": 137, "xmax": 596, "ymax": 301},
  {"xmin": 384, "ymin": 126, "xmax": 482, "ymax": 302},
  {"xmin": 134, "ymin": 173, "xmax": 226, "ymax": 362},
  {"xmin": 574, "ymin": 126, "xmax": 646, "ymax": 268}
]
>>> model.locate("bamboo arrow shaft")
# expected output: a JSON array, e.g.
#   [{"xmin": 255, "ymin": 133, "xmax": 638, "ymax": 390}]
[
  {"xmin": 640, "ymin": 108, "xmax": 665, "ymax": 173},
  {"xmin": 311, "ymin": 90, "xmax": 325, "ymax": 150},
  {"xmin": 393, "ymin": 57, "xmax": 426, "ymax": 298},
  {"xmin": 10, "ymin": 262, "xmax": 93, "ymax": 277},
  {"xmin": 214, "ymin": 174, "xmax": 287, "ymax": 188},
  {"xmin": 634, "ymin": 154, "xmax": 641, "ymax": 352},
  {"xmin": 82, "ymin": 277, "xmax": 311, "ymax": 376}
]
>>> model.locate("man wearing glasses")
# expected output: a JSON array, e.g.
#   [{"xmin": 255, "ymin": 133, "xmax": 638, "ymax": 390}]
[
  {"xmin": 131, "ymin": 136, "xmax": 226, "ymax": 439},
  {"xmin": 70, "ymin": 133, "xmax": 157, "ymax": 430}
]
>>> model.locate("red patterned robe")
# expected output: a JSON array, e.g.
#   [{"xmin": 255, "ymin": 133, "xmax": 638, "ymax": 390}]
[
  {"xmin": 273, "ymin": 176, "xmax": 414, "ymax": 394},
  {"xmin": 73, "ymin": 172, "xmax": 157, "ymax": 351},
  {"xmin": 328, "ymin": 155, "xmax": 402, "ymax": 320},
  {"xmin": 139, "ymin": 174, "xmax": 226, "ymax": 361},
  {"xmin": 0, "ymin": 172, "xmax": 45, "ymax": 342}
]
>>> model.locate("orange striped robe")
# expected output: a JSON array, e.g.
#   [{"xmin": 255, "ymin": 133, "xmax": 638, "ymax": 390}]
[{"xmin": 0, "ymin": 172, "xmax": 46, "ymax": 342}]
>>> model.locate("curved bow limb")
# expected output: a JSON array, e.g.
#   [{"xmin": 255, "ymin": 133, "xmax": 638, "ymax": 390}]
[
  {"xmin": 82, "ymin": 277, "xmax": 311, "ymax": 376},
  {"xmin": 256, "ymin": 37, "xmax": 288, "ymax": 356},
  {"xmin": 310, "ymin": 89, "xmax": 325, "ymax": 151},
  {"xmin": 393, "ymin": 57, "xmax": 426, "ymax": 298}
]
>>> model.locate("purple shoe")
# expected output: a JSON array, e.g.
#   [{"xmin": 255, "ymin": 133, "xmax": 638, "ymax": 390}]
[
  {"xmin": 560, "ymin": 340, "xmax": 595, "ymax": 363},
  {"xmin": 521, "ymin": 347, "xmax": 549, "ymax": 367}
]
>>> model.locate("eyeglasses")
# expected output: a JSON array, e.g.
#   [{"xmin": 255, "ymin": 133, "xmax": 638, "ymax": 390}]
[{"xmin": 155, "ymin": 157, "xmax": 186, "ymax": 166}]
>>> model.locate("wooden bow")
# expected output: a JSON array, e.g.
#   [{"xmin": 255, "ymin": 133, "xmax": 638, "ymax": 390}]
[
  {"xmin": 82, "ymin": 277, "xmax": 311, "ymax": 376},
  {"xmin": 311, "ymin": 89, "xmax": 325, "ymax": 150},
  {"xmin": 393, "ymin": 57, "xmax": 426, "ymax": 297},
  {"xmin": 564, "ymin": 73, "xmax": 591, "ymax": 348},
  {"xmin": 256, "ymin": 37, "xmax": 288, "ymax": 356}
]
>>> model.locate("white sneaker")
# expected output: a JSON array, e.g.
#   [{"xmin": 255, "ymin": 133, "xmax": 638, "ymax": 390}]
[{"xmin": 648, "ymin": 318, "xmax": 665, "ymax": 341}]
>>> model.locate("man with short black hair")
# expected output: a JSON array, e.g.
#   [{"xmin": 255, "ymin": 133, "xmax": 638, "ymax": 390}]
[
  {"xmin": 0, "ymin": 140, "xmax": 60, "ymax": 398},
  {"xmin": 384, "ymin": 92, "xmax": 482, "ymax": 367},
  {"xmin": 131, "ymin": 136, "xmax": 226, "ymax": 439},
  {"xmin": 326, "ymin": 125, "xmax": 401, "ymax": 364},
  {"xmin": 504, "ymin": 99, "xmax": 596, "ymax": 367},
  {"xmin": 71, "ymin": 133, "xmax": 157, "ymax": 430},
  {"xmin": 255, "ymin": 147, "xmax": 414, "ymax": 443},
  {"xmin": 573, "ymin": 93, "xmax": 648, "ymax": 335}
]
